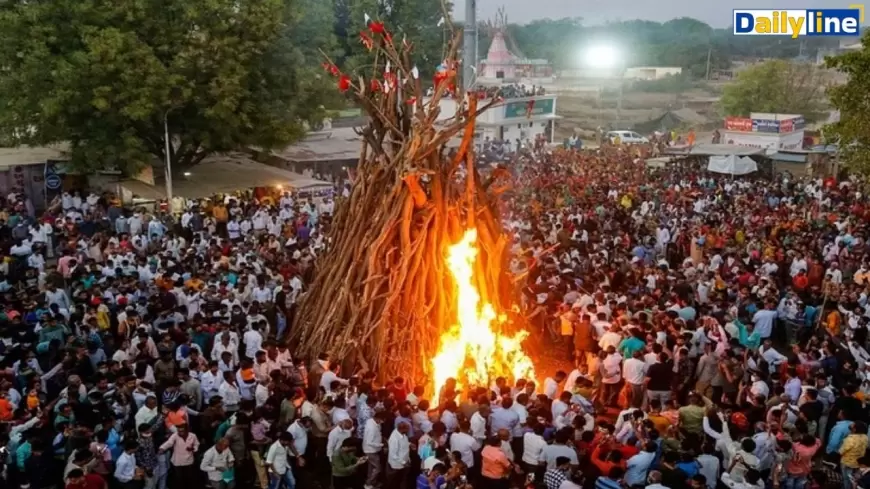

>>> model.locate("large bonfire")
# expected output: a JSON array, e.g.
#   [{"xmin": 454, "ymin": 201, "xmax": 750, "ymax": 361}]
[{"xmin": 292, "ymin": 16, "xmax": 534, "ymax": 398}]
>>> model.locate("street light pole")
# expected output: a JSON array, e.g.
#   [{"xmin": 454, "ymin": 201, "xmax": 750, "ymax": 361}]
[
  {"xmin": 616, "ymin": 64, "xmax": 625, "ymax": 128},
  {"xmin": 163, "ymin": 109, "xmax": 174, "ymax": 209}
]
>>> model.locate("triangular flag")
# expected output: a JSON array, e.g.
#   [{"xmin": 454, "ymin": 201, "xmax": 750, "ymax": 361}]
[
  {"xmin": 411, "ymin": 66, "xmax": 419, "ymax": 79},
  {"xmin": 385, "ymin": 60, "xmax": 391, "ymax": 73},
  {"xmin": 437, "ymin": 16, "xmax": 445, "ymax": 26},
  {"xmin": 470, "ymin": 66, "xmax": 477, "ymax": 73},
  {"xmin": 364, "ymin": 13, "xmax": 371, "ymax": 24}
]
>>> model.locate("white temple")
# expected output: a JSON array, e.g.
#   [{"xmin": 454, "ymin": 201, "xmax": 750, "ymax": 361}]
[{"xmin": 477, "ymin": 7, "xmax": 553, "ymax": 83}]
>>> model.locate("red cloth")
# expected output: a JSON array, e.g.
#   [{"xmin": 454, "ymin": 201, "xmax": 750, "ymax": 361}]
[
  {"xmin": 66, "ymin": 474, "xmax": 106, "ymax": 489},
  {"xmin": 389, "ymin": 387, "xmax": 408, "ymax": 404}
]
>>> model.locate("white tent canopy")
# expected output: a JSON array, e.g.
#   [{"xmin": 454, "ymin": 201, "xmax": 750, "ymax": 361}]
[{"xmin": 707, "ymin": 155, "xmax": 758, "ymax": 175}]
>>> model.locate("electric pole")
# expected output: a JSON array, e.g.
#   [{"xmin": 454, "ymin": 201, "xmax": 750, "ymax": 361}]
[{"xmin": 705, "ymin": 47, "xmax": 712, "ymax": 80}]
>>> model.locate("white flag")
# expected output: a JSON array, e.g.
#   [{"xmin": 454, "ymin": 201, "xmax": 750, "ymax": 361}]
[
  {"xmin": 411, "ymin": 66, "xmax": 419, "ymax": 79},
  {"xmin": 385, "ymin": 60, "xmax": 391, "ymax": 73},
  {"xmin": 437, "ymin": 16, "xmax": 445, "ymax": 26},
  {"xmin": 364, "ymin": 13, "xmax": 371, "ymax": 24}
]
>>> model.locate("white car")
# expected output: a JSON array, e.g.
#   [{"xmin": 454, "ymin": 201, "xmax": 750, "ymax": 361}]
[{"xmin": 606, "ymin": 130, "xmax": 649, "ymax": 144}]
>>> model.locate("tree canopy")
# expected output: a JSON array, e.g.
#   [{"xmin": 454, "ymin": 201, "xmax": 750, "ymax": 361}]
[
  {"xmin": 825, "ymin": 35, "xmax": 870, "ymax": 174},
  {"xmin": 0, "ymin": 0, "xmax": 333, "ymax": 174},
  {"xmin": 478, "ymin": 17, "xmax": 838, "ymax": 78},
  {"xmin": 718, "ymin": 59, "xmax": 827, "ymax": 121},
  {"xmin": 332, "ymin": 0, "xmax": 451, "ymax": 79}
]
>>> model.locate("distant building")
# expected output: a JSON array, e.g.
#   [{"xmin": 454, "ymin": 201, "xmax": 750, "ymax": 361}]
[
  {"xmin": 815, "ymin": 39, "xmax": 860, "ymax": 64},
  {"xmin": 623, "ymin": 66, "xmax": 683, "ymax": 80},
  {"xmin": 0, "ymin": 145, "xmax": 69, "ymax": 209},
  {"xmin": 425, "ymin": 95, "xmax": 560, "ymax": 144}
]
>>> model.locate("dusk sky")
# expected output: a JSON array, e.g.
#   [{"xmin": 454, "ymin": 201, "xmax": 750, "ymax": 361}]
[{"xmin": 455, "ymin": 0, "xmax": 844, "ymax": 27}]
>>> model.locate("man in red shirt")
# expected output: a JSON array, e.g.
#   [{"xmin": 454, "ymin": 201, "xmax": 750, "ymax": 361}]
[
  {"xmin": 65, "ymin": 469, "xmax": 107, "ymax": 489},
  {"xmin": 389, "ymin": 376, "xmax": 408, "ymax": 404}
]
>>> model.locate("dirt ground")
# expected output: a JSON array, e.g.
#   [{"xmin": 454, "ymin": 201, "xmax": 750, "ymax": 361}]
[{"xmin": 551, "ymin": 85, "xmax": 723, "ymax": 140}]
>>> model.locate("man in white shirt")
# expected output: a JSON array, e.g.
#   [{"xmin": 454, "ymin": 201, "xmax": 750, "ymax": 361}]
[
  {"xmin": 450, "ymin": 421, "xmax": 480, "ymax": 469},
  {"xmin": 320, "ymin": 364, "xmax": 349, "ymax": 394},
  {"xmin": 326, "ymin": 418, "xmax": 354, "ymax": 461},
  {"xmin": 211, "ymin": 333, "xmax": 239, "ymax": 365},
  {"xmin": 543, "ymin": 371, "xmax": 567, "ymax": 399},
  {"xmin": 622, "ymin": 350, "xmax": 646, "ymax": 409},
  {"xmin": 200, "ymin": 363, "xmax": 223, "ymax": 403},
  {"xmin": 470, "ymin": 403, "xmax": 490, "ymax": 446},
  {"xmin": 551, "ymin": 391, "xmax": 571, "ymax": 422},
  {"xmin": 790, "ymin": 253, "xmax": 808, "ymax": 277},
  {"xmin": 286, "ymin": 417, "xmax": 312, "ymax": 466},
  {"xmin": 598, "ymin": 324, "xmax": 623, "ymax": 351},
  {"xmin": 511, "ymin": 394, "xmax": 530, "ymax": 446},
  {"xmin": 200, "ymin": 438, "xmax": 234, "ymax": 484},
  {"xmin": 521, "ymin": 424, "xmax": 547, "ymax": 471},
  {"xmin": 265, "ymin": 433, "xmax": 297, "ymax": 489},
  {"xmin": 45, "ymin": 284, "xmax": 71, "ymax": 310},
  {"xmin": 600, "ymin": 347, "xmax": 623, "ymax": 407},
  {"xmin": 386, "ymin": 422, "xmax": 412, "ymax": 488},
  {"xmin": 251, "ymin": 282, "xmax": 272, "ymax": 304},
  {"xmin": 227, "ymin": 218, "xmax": 241, "ymax": 240},
  {"xmin": 362, "ymin": 412, "xmax": 385, "ymax": 489},
  {"xmin": 242, "ymin": 323, "xmax": 263, "ymax": 360},
  {"xmin": 721, "ymin": 470, "xmax": 765, "ymax": 489}
]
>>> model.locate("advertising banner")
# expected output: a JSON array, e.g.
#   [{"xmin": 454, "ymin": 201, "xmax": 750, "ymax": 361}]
[
  {"xmin": 779, "ymin": 119, "xmax": 794, "ymax": 133},
  {"xmin": 724, "ymin": 117, "xmax": 753, "ymax": 132},
  {"xmin": 752, "ymin": 119, "xmax": 780, "ymax": 133}
]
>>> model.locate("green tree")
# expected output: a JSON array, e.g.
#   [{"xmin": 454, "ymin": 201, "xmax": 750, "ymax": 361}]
[
  {"xmin": 0, "ymin": 0, "xmax": 331, "ymax": 174},
  {"xmin": 335, "ymin": 0, "xmax": 450, "ymax": 78},
  {"xmin": 718, "ymin": 60, "xmax": 826, "ymax": 121},
  {"xmin": 825, "ymin": 34, "xmax": 870, "ymax": 173}
]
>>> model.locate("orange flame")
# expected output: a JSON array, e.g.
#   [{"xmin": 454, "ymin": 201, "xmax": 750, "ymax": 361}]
[{"xmin": 432, "ymin": 229, "xmax": 535, "ymax": 404}]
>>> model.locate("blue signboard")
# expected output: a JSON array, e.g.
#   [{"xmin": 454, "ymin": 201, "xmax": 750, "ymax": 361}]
[
  {"xmin": 44, "ymin": 161, "xmax": 65, "ymax": 201},
  {"xmin": 752, "ymin": 119, "xmax": 780, "ymax": 133}
]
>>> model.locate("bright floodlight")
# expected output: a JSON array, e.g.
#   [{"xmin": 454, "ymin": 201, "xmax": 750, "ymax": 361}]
[{"xmin": 584, "ymin": 45, "xmax": 619, "ymax": 68}]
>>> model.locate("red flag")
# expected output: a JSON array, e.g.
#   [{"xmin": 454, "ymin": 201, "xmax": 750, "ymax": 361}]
[
  {"xmin": 338, "ymin": 74, "xmax": 351, "ymax": 92},
  {"xmin": 359, "ymin": 31, "xmax": 373, "ymax": 50}
]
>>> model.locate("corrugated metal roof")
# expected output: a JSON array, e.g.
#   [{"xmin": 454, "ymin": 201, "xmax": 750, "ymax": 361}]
[
  {"xmin": 770, "ymin": 152, "xmax": 807, "ymax": 163},
  {"xmin": 271, "ymin": 127, "xmax": 362, "ymax": 163},
  {"xmin": 0, "ymin": 144, "xmax": 68, "ymax": 170}
]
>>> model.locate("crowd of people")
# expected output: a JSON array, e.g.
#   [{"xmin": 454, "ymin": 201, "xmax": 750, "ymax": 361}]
[{"xmin": 0, "ymin": 141, "xmax": 868, "ymax": 489}]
